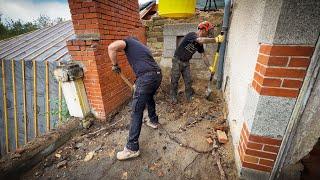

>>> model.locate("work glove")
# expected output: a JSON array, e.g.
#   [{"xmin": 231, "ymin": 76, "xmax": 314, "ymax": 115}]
[
  {"xmin": 209, "ymin": 65, "xmax": 215, "ymax": 74},
  {"xmin": 111, "ymin": 64, "xmax": 121, "ymax": 74},
  {"xmin": 215, "ymin": 35, "xmax": 224, "ymax": 43}
]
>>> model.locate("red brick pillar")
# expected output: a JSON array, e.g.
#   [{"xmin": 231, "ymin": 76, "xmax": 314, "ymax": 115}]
[
  {"xmin": 252, "ymin": 44, "xmax": 314, "ymax": 98},
  {"xmin": 67, "ymin": 0, "xmax": 146, "ymax": 120},
  {"xmin": 239, "ymin": 44, "xmax": 314, "ymax": 173}
]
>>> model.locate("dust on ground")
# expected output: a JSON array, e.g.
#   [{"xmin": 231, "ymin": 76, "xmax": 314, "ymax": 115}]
[{"xmin": 22, "ymin": 80, "xmax": 237, "ymax": 180}]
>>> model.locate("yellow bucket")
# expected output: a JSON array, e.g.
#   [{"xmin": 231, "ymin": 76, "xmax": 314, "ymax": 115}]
[{"xmin": 158, "ymin": 0, "xmax": 197, "ymax": 18}]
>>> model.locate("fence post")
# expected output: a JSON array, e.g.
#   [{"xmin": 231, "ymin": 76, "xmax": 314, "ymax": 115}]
[{"xmin": 1, "ymin": 59, "xmax": 9, "ymax": 152}]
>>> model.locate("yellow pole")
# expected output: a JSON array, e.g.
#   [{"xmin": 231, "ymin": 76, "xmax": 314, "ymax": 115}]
[
  {"xmin": 75, "ymin": 79, "xmax": 84, "ymax": 113},
  {"xmin": 22, "ymin": 60, "xmax": 27, "ymax": 143},
  {"xmin": 45, "ymin": 61, "xmax": 50, "ymax": 131},
  {"xmin": 33, "ymin": 60, "xmax": 38, "ymax": 137},
  {"xmin": 1, "ymin": 59, "xmax": 9, "ymax": 152},
  {"xmin": 58, "ymin": 62, "xmax": 62, "ymax": 123},
  {"xmin": 11, "ymin": 60, "xmax": 18, "ymax": 148}
]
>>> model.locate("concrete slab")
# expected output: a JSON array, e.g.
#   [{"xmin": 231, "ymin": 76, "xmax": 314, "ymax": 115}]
[
  {"xmin": 163, "ymin": 23, "xmax": 198, "ymax": 36},
  {"xmin": 251, "ymin": 95, "xmax": 296, "ymax": 138}
]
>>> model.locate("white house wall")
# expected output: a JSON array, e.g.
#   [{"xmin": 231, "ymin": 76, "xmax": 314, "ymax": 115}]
[{"xmin": 223, "ymin": 0, "xmax": 267, "ymax": 147}]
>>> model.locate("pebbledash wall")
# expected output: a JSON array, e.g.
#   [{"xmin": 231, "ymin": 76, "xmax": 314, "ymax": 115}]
[
  {"xmin": 223, "ymin": 0, "xmax": 320, "ymax": 179},
  {"xmin": 67, "ymin": 0, "xmax": 146, "ymax": 120}
]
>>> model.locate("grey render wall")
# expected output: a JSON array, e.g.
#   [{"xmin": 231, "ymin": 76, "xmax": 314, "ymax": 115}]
[
  {"xmin": 286, "ymin": 68, "xmax": 320, "ymax": 165},
  {"xmin": 223, "ymin": 0, "xmax": 266, "ymax": 146},
  {"xmin": 224, "ymin": 0, "xmax": 320, "ymax": 148},
  {"xmin": 259, "ymin": 0, "xmax": 320, "ymax": 45},
  {"xmin": 223, "ymin": 0, "xmax": 267, "ymax": 175},
  {"xmin": 285, "ymin": 41, "xmax": 320, "ymax": 166}
]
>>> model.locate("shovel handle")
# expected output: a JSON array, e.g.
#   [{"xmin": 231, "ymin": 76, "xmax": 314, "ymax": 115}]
[{"xmin": 119, "ymin": 72, "xmax": 134, "ymax": 91}]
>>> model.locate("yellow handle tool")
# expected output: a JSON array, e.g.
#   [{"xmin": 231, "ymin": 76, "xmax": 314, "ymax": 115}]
[
  {"xmin": 119, "ymin": 72, "xmax": 135, "ymax": 92},
  {"xmin": 206, "ymin": 36, "xmax": 222, "ymax": 99}
]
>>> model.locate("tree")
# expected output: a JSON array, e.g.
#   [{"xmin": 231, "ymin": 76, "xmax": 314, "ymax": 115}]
[
  {"xmin": 36, "ymin": 14, "xmax": 53, "ymax": 29},
  {"xmin": 0, "ymin": 13, "xmax": 64, "ymax": 41}
]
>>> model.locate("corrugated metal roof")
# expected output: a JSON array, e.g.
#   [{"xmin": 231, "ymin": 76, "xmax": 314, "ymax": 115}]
[{"xmin": 0, "ymin": 21, "xmax": 74, "ymax": 63}]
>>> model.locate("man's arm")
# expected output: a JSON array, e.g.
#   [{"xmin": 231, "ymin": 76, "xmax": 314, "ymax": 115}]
[
  {"xmin": 196, "ymin": 35, "xmax": 224, "ymax": 44},
  {"xmin": 107, "ymin": 40, "xmax": 126, "ymax": 65},
  {"xmin": 196, "ymin": 37, "xmax": 216, "ymax": 44}
]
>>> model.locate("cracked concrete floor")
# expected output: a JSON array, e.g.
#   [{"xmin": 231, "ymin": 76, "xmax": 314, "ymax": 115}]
[{"xmin": 22, "ymin": 80, "xmax": 237, "ymax": 180}]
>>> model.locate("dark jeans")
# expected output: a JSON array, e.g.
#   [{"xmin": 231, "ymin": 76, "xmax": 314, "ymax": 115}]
[
  {"xmin": 126, "ymin": 71, "xmax": 162, "ymax": 151},
  {"xmin": 170, "ymin": 57, "xmax": 193, "ymax": 98}
]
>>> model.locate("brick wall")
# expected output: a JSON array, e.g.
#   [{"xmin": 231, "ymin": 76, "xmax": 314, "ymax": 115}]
[
  {"xmin": 67, "ymin": 0, "xmax": 146, "ymax": 120},
  {"xmin": 252, "ymin": 44, "xmax": 314, "ymax": 98},
  {"xmin": 238, "ymin": 123, "xmax": 281, "ymax": 172}
]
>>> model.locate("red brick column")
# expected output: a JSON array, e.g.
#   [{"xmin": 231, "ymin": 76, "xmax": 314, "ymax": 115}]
[
  {"xmin": 67, "ymin": 0, "xmax": 146, "ymax": 120},
  {"xmin": 252, "ymin": 44, "xmax": 314, "ymax": 98},
  {"xmin": 238, "ymin": 123, "xmax": 281, "ymax": 172},
  {"xmin": 238, "ymin": 44, "xmax": 315, "ymax": 173}
]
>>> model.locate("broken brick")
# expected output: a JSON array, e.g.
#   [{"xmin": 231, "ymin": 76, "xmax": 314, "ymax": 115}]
[
  {"xmin": 217, "ymin": 130, "xmax": 228, "ymax": 144},
  {"xmin": 206, "ymin": 137, "xmax": 213, "ymax": 144},
  {"xmin": 214, "ymin": 124, "xmax": 228, "ymax": 132}
]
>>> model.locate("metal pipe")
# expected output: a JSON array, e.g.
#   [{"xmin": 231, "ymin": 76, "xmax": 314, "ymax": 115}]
[
  {"xmin": 216, "ymin": 0, "xmax": 231, "ymax": 89},
  {"xmin": 45, "ymin": 61, "xmax": 50, "ymax": 131},
  {"xmin": 11, "ymin": 60, "xmax": 18, "ymax": 148},
  {"xmin": 1, "ymin": 59, "xmax": 9, "ymax": 152},
  {"xmin": 22, "ymin": 60, "xmax": 27, "ymax": 144},
  {"xmin": 33, "ymin": 60, "xmax": 38, "ymax": 137}
]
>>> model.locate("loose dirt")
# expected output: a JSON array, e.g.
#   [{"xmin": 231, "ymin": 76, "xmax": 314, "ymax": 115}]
[{"xmin": 22, "ymin": 80, "xmax": 237, "ymax": 180}]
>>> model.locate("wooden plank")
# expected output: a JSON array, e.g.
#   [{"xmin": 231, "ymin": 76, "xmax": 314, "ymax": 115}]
[
  {"xmin": 11, "ymin": 60, "xmax": 18, "ymax": 148},
  {"xmin": 1, "ymin": 59, "xmax": 9, "ymax": 152},
  {"xmin": 33, "ymin": 60, "xmax": 38, "ymax": 137}
]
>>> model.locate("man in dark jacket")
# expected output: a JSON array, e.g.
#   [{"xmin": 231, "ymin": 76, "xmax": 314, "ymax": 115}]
[
  {"xmin": 170, "ymin": 21, "xmax": 224, "ymax": 103},
  {"xmin": 108, "ymin": 37, "xmax": 162, "ymax": 160}
]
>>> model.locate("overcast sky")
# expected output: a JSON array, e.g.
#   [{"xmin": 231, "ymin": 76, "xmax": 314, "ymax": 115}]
[{"xmin": 0, "ymin": 0, "xmax": 153, "ymax": 23}]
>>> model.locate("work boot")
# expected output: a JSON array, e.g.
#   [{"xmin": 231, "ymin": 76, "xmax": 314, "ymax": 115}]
[
  {"xmin": 186, "ymin": 95, "xmax": 194, "ymax": 102},
  {"xmin": 186, "ymin": 89, "xmax": 195, "ymax": 102},
  {"xmin": 171, "ymin": 96, "xmax": 178, "ymax": 104},
  {"xmin": 145, "ymin": 121, "xmax": 160, "ymax": 129},
  {"xmin": 116, "ymin": 147, "xmax": 140, "ymax": 160}
]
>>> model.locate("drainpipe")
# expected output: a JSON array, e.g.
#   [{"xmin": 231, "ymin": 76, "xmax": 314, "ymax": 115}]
[{"xmin": 216, "ymin": 0, "xmax": 231, "ymax": 89}]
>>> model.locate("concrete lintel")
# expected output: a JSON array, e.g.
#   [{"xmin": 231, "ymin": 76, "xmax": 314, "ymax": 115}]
[
  {"xmin": 251, "ymin": 94, "xmax": 296, "ymax": 138},
  {"xmin": 76, "ymin": 34, "xmax": 101, "ymax": 41},
  {"xmin": 243, "ymin": 85, "xmax": 296, "ymax": 138},
  {"xmin": 163, "ymin": 23, "xmax": 197, "ymax": 36}
]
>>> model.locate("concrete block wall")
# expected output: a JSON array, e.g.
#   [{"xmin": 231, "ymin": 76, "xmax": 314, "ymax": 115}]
[
  {"xmin": 67, "ymin": 0, "xmax": 146, "ymax": 120},
  {"xmin": 143, "ymin": 11, "xmax": 223, "ymax": 80}
]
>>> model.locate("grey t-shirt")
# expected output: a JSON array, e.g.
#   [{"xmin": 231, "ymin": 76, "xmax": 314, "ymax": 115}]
[
  {"xmin": 124, "ymin": 37, "xmax": 160, "ymax": 77},
  {"xmin": 174, "ymin": 32, "xmax": 204, "ymax": 62}
]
